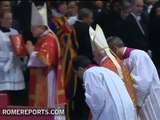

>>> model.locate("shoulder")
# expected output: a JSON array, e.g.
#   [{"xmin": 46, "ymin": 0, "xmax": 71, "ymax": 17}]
[
  {"xmin": 84, "ymin": 67, "xmax": 100, "ymax": 75},
  {"xmin": 131, "ymin": 49, "xmax": 147, "ymax": 56},
  {"xmin": 131, "ymin": 49, "xmax": 150, "ymax": 60},
  {"xmin": 0, "ymin": 30, "xmax": 3, "ymax": 34},
  {"xmin": 42, "ymin": 33, "xmax": 58, "ymax": 45},
  {"xmin": 83, "ymin": 67, "xmax": 104, "ymax": 82},
  {"xmin": 48, "ymin": 32, "xmax": 57, "ymax": 39},
  {"xmin": 10, "ymin": 28, "xmax": 18, "ymax": 34},
  {"xmin": 75, "ymin": 21, "xmax": 86, "ymax": 27},
  {"xmin": 84, "ymin": 66, "xmax": 112, "ymax": 75}
]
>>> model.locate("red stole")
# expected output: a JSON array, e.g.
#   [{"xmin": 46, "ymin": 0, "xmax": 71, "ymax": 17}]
[
  {"xmin": 47, "ymin": 33, "xmax": 66, "ymax": 105},
  {"xmin": 101, "ymin": 56, "xmax": 138, "ymax": 108}
]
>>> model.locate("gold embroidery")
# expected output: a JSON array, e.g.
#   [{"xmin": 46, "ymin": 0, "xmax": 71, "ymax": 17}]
[
  {"xmin": 57, "ymin": 90, "xmax": 65, "ymax": 95},
  {"xmin": 37, "ymin": 53, "xmax": 50, "ymax": 66},
  {"xmin": 29, "ymin": 69, "xmax": 48, "ymax": 107}
]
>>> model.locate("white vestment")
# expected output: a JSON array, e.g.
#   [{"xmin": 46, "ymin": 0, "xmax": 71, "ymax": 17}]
[
  {"xmin": 83, "ymin": 66, "xmax": 137, "ymax": 120},
  {"xmin": 0, "ymin": 29, "xmax": 25, "ymax": 91},
  {"xmin": 123, "ymin": 49, "xmax": 160, "ymax": 120}
]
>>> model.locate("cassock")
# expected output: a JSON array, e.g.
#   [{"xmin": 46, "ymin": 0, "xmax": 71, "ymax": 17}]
[
  {"xmin": 0, "ymin": 27, "xmax": 25, "ymax": 91},
  {"xmin": 27, "ymin": 30, "xmax": 66, "ymax": 108},
  {"xmin": 74, "ymin": 21, "xmax": 94, "ymax": 61},
  {"xmin": 123, "ymin": 47, "xmax": 160, "ymax": 120},
  {"xmin": 83, "ymin": 66, "xmax": 137, "ymax": 120},
  {"xmin": 100, "ymin": 56, "xmax": 137, "ymax": 108},
  {"xmin": 108, "ymin": 12, "xmax": 148, "ymax": 51}
]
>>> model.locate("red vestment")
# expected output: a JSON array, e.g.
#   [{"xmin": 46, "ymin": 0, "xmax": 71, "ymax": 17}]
[
  {"xmin": 29, "ymin": 32, "xmax": 66, "ymax": 107},
  {"xmin": 101, "ymin": 57, "xmax": 137, "ymax": 108}
]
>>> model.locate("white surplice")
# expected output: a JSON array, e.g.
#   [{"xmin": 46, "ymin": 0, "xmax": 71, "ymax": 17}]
[
  {"xmin": 0, "ymin": 29, "xmax": 25, "ymax": 91},
  {"xmin": 83, "ymin": 66, "xmax": 137, "ymax": 120},
  {"xmin": 123, "ymin": 49, "xmax": 160, "ymax": 120}
]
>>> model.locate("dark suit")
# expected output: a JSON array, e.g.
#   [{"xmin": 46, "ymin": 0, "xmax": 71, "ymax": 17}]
[
  {"xmin": 74, "ymin": 21, "xmax": 94, "ymax": 61},
  {"xmin": 107, "ymin": 11, "xmax": 128, "ymax": 44},
  {"xmin": 124, "ymin": 13, "xmax": 149, "ymax": 51},
  {"xmin": 91, "ymin": 7, "xmax": 110, "ymax": 36},
  {"xmin": 107, "ymin": 12, "xmax": 149, "ymax": 51},
  {"xmin": 149, "ymin": 17, "xmax": 160, "ymax": 69}
]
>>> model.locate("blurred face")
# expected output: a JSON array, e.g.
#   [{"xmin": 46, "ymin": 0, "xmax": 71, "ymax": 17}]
[
  {"xmin": 110, "ymin": 46, "xmax": 123, "ymax": 59},
  {"xmin": 68, "ymin": 1, "xmax": 78, "ymax": 16},
  {"xmin": 133, "ymin": 0, "xmax": 144, "ymax": 16},
  {"xmin": 1, "ymin": 1, "xmax": 11, "ymax": 12},
  {"xmin": 73, "ymin": 67, "xmax": 84, "ymax": 79},
  {"xmin": 94, "ymin": 1, "xmax": 103, "ymax": 8},
  {"xmin": 120, "ymin": 8, "xmax": 132, "ymax": 20},
  {"xmin": 31, "ymin": 26, "xmax": 45, "ymax": 38},
  {"xmin": 1, "ymin": 12, "xmax": 12, "ymax": 29},
  {"xmin": 156, "ymin": 7, "xmax": 160, "ymax": 17},
  {"xmin": 93, "ymin": 52, "xmax": 103, "ymax": 65},
  {"xmin": 111, "ymin": 2, "xmax": 121, "ymax": 14},
  {"xmin": 58, "ymin": 2, "xmax": 68, "ymax": 15},
  {"xmin": 83, "ymin": 13, "xmax": 93, "ymax": 26}
]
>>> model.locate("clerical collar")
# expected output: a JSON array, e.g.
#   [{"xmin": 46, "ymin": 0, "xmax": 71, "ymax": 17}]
[
  {"xmin": 40, "ymin": 30, "xmax": 49, "ymax": 37},
  {"xmin": 84, "ymin": 64, "xmax": 97, "ymax": 72},
  {"xmin": 77, "ymin": 20, "xmax": 83, "ymax": 23},
  {"xmin": 100, "ymin": 55, "xmax": 109, "ymax": 65},
  {"xmin": 0, "ymin": 26, "xmax": 10, "ymax": 32},
  {"xmin": 123, "ymin": 47, "xmax": 135, "ymax": 59},
  {"xmin": 131, "ymin": 12, "xmax": 141, "ymax": 21},
  {"xmin": 97, "ymin": 8, "xmax": 102, "ymax": 12},
  {"xmin": 147, "ymin": 5, "xmax": 153, "ymax": 13},
  {"xmin": 122, "ymin": 47, "xmax": 127, "ymax": 56}
]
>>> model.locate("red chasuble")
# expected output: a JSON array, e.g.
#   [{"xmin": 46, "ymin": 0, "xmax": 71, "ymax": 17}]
[
  {"xmin": 101, "ymin": 57, "xmax": 137, "ymax": 108},
  {"xmin": 29, "ymin": 32, "xmax": 66, "ymax": 107}
]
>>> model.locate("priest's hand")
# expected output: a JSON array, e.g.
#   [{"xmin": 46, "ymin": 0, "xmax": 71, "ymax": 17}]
[{"xmin": 26, "ymin": 41, "xmax": 35, "ymax": 55}]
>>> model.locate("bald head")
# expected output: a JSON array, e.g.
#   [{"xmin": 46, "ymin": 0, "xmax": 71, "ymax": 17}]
[
  {"xmin": 107, "ymin": 36, "xmax": 125, "ymax": 59},
  {"xmin": 107, "ymin": 36, "xmax": 125, "ymax": 49}
]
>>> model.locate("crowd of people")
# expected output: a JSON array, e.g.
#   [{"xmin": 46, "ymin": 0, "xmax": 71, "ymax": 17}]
[{"xmin": 0, "ymin": 0, "xmax": 160, "ymax": 120}]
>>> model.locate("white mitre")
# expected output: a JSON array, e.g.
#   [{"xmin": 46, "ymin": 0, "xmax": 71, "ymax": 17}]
[
  {"xmin": 93, "ymin": 24, "xmax": 109, "ymax": 53},
  {"xmin": 89, "ymin": 24, "xmax": 123, "ymax": 79},
  {"xmin": 89, "ymin": 26, "xmax": 96, "ymax": 52},
  {"xmin": 89, "ymin": 24, "xmax": 109, "ymax": 54},
  {"xmin": 31, "ymin": 3, "xmax": 48, "ymax": 26}
]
